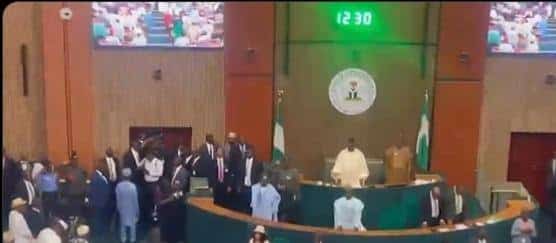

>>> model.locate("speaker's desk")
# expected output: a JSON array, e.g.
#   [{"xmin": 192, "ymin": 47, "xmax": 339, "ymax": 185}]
[
  {"xmin": 299, "ymin": 175, "xmax": 484, "ymax": 229},
  {"xmin": 186, "ymin": 197, "xmax": 537, "ymax": 243}
]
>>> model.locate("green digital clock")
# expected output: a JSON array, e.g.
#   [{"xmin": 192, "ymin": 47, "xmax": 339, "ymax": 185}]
[{"xmin": 336, "ymin": 10, "xmax": 373, "ymax": 26}]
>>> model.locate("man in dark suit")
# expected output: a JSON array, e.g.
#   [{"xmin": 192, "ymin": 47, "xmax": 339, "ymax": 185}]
[
  {"xmin": 22, "ymin": 199, "xmax": 47, "ymax": 238},
  {"xmin": 238, "ymin": 136, "xmax": 250, "ymax": 161},
  {"xmin": 3, "ymin": 148, "xmax": 22, "ymax": 228},
  {"xmin": 223, "ymin": 132, "xmax": 243, "ymax": 178},
  {"xmin": 185, "ymin": 149, "xmax": 202, "ymax": 176},
  {"xmin": 197, "ymin": 134, "xmax": 219, "ymax": 178},
  {"xmin": 164, "ymin": 144, "xmax": 189, "ymax": 179},
  {"xmin": 122, "ymin": 141, "xmax": 144, "ymax": 186},
  {"xmin": 169, "ymin": 156, "xmax": 190, "ymax": 194},
  {"xmin": 449, "ymin": 185, "xmax": 466, "ymax": 224},
  {"xmin": 88, "ymin": 163, "xmax": 114, "ymax": 238},
  {"xmin": 14, "ymin": 169, "xmax": 36, "ymax": 206},
  {"xmin": 421, "ymin": 186, "xmax": 446, "ymax": 227},
  {"xmin": 57, "ymin": 151, "xmax": 88, "ymax": 219},
  {"xmin": 212, "ymin": 148, "xmax": 235, "ymax": 209},
  {"xmin": 236, "ymin": 147, "xmax": 263, "ymax": 214},
  {"xmin": 100, "ymin": 147, "xmax": 120, "ymax": 184}
]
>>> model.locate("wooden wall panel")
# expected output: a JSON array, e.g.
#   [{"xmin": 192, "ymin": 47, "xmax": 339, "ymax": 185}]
[
  {"xmin": 430, "ymin": 82, "xmax": 482, "ymax": 193},
  {"xmin": 226, "ymin": 76, "xmax": 273, "ymax": 160},
  {"xmin": 42, "ymin": 2, "xmax": 70, "ymax": 163},
  {"xmin": 2, "ymin": 2, "xmax": 47, "ymax": 160},
  {"xmin": 225, "ymin": 3, "xmax": 275, "ymax": 161},
  {"xmin": 225, "ymin": 2, "xmax": 274, "ymax": 75},
  {"xmin": 92, "ymin": 50, "xmax": 225, "ymax": 158},
  {"xmin": 436, "ymin": 2, "xmax": 489, "ymax": 81},
  {"xmin": 476, "ymin": 57, "xmax": 556, "ymax": 203},
  {"xmin": 66, "ymin": 3, "xmax": 95, "ymax": 171}
]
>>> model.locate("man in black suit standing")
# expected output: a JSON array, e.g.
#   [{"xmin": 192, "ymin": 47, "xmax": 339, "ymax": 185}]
[
  {"xmin": 197, "ymin": 134, "xmax": 218, "ymax": 178},
  {"xmin": 238, "ymin": 136, "xmax": 250, "ymax": 161},
  {"xmin": 122, "ymin": 141, "xmax": 144, "ymax": 186},
  {"xmin": 3, "ymin": 148, "xmax": 22, "ymax": 229},
  {"xmin": 212, "ymin": 148, "xmax": 235, "ymax": 209},
  {"xmin": 164, "ymin": 144, "xmax": 188, "ymax": 179},
  {"xmin": 223, "ymin": 132, "xmax": 243, "ymax": 180},
  {"xmin": 101, "ymin": 147, "xmax": 120, "ymax": 184},
  {"xmin": 421, "ymin": 186, "xmax": 446, "ymax": 227},
  {"xmin": 236, "ymin": 147, "xmax": 263, "ymax": 214}
]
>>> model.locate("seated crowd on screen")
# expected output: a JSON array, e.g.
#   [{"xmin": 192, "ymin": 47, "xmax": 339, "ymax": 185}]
[
  {"xmin": 92, "ymin": 2, "xmax": 224, "ymax": 47},
  {"xmin": 488, "ymin": 2, "xmax": 555, "ymax": 53}
]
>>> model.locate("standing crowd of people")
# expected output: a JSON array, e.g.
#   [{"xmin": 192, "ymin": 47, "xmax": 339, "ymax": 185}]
[{"xmin": 2, "ymin": 131, "xmax": 300, "ymax": 243}]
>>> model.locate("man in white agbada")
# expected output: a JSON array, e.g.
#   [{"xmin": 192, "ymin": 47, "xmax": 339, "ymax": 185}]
[
  {"xmin": 8, "ymin": 198, "xmax": 33, "ymax": 243},
  {"xmin": 251, "ymin": 175, "xmax": 281, "ymax": 221},
  {"xmin": 331, "ymin": 138, "xmax": 369, "ymax": 188},
  {"xmin": 334, "ymin": 187, "xmax": 366, "ymax": 231},
  {"xmin": 36, "ymin": 218, "xmax": 68, "ymax": 243}
]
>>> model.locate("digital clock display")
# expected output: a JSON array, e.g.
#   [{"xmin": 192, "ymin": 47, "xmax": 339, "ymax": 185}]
[{"xmin": 336, "ymin": 10, "xmax": 372, "ymax": 26}]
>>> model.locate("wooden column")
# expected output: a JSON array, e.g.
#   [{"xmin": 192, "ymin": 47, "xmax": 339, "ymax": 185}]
[
  {"xmin": 430, "ymin": 2, "xmax": 490, "ymax": 193},
  {"xmin": 41, "ymin": 3, "xmax": 94, "ymax": 170},
  {"xmin": 224, "ymin": 3, "xmax": 275, "ymax": 161}
]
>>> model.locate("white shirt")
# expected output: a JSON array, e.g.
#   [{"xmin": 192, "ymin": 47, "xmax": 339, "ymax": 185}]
[
  {"xmin": 131, "ymin": 148, "xmax": 141, "ymax": 168},
  {"xmin": 206, "ymin": 143, "xmax": 215, "ymax": 160},
  {"xmin": 244, "ymin": 157, "xmax": 253, "ymax": 186},
  {"xmin": 106, "ymin": 157, "xmax": 117, "ymax": 182},
  {"xmin": 96, "ymin": 170, "xmax": 108, "ymax": 184},
  {"xmin": 171, "ymin": 165, "xmax": 183, "ymax": 185},
  {"xmin": 9, "ymin": 210, "xmax": 33, "ymax": 243},
  {"xmin": 454, "ymin": 191, "xmax": 463, "ymax": 215},
  {"xmin": 430, "ymin": 192, "xmax": 440, "ymax": 218},
  {"xmin": 24, "ymin": 180, "xmax": 35, "ymax": 205},
  {"xmin": 36, "ymin": 228, "xmax": 62, "ymax": 243},
  {"xmin": 478, "ymin": 239, "xmax": 487, "ymax": 243},
  {"xmin": 31, "ymin": 163, "xmax": 44, "ymax": 182},
  {"xmin": 334, "ymin": 196, "xmax": 366, "ymax": 231},
  {"xmin": 551, "ymin": 159, "xmax": 556, "ymax": 176},
  {"xmin": 143, "ymin": 158, "xmax": 164, "ymax": 182}
]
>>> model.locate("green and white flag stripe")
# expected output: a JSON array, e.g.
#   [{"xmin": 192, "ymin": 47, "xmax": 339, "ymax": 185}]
[
  {"xmin": 272, "ymin": 102, "xmax": 285, "ymax": 163},
  {"xmin": 416, "ymin": 91, "xmax": 430, "ymax": 171}
]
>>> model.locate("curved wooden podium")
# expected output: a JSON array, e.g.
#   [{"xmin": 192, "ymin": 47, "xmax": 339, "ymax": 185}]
[{"xmin": 186, "ymin": 197, "xmax": 536, "ymax": 243}]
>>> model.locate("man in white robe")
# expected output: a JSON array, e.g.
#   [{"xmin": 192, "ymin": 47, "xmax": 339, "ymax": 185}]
[
  {"xmin": 334, "ymin": 187, "xmax": 365, "ymax": 231},
  {"xmin": 331, "ymin": 138, "xmax": 369, "ymax": 188},
  {"xmin": 511, "ymin": 209, "xmax": 537, "ymax": 243},
  {"xmin": 8, "ymin": 198, "xmax": 33, "ymax": 243},
  {"xmin": 250, "ymin": 175, "xmax": 281, "ymax": 221}
]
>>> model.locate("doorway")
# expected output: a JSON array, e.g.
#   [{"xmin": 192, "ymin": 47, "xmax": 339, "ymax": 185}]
[{"xmin": 507, "ymin": 132, "xmax": 556, "ymax": 206}]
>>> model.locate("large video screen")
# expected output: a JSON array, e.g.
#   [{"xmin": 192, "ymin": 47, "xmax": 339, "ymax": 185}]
[
  {"xmin": 488, "ymin": 2, "xmax": 556, "ymax": 54},
  {"xmin": 92, "ymin": 2, "xmax": 224, "ymax": 48}
]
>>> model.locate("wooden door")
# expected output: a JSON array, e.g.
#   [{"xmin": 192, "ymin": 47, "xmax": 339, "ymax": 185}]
[{"xmin": 507, "ymin": 132, "xmax": 556, "ymax": 205}]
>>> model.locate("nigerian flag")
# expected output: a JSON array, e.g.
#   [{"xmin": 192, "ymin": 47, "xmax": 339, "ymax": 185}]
[
  {"xmin": 416, "ymin": 91, "xmax": 430, "ymax": 171},
  {"xmin": 272, "ymin": 100, "xmax": 285, "ymax": 163}
]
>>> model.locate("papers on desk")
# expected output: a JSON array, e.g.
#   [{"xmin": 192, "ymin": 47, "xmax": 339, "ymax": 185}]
[
  {"xmin": 437, "ymin": 227, "xmax": 450, "ymax": 232},
  {"xmin": 454, "ymin": 224, "xmax": 468, "ymax": 230}
]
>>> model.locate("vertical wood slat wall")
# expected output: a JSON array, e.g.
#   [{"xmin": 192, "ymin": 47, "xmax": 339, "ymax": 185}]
[
  {"xmin": 3, "ymin": 2, "xmax": 48, "ymax": 160},
  {"xmin": 430, "ymin": 2, "xmax": 490, "ymax": 193},
  {"xmin": 225, "ymin": 3, "xmax": 275, "ymax": 161}
]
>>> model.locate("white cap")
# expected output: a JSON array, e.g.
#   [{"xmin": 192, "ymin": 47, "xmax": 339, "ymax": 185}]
[
  {"xmin": 77, "ymin": 225, "xmax": 89, "ymax": 236},
  {"xmin": 11, "ymin": 198, "xmax": 27, "ymax": 209},
  {"xmin": 254, "ymin": 225, "xmax": 266, "ymax": 234}
]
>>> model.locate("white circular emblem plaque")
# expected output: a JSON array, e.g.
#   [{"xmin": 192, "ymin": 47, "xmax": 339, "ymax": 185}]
[{"xmin": 328, "ymin": 68, "xmax": 377, "ymax": 115}]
